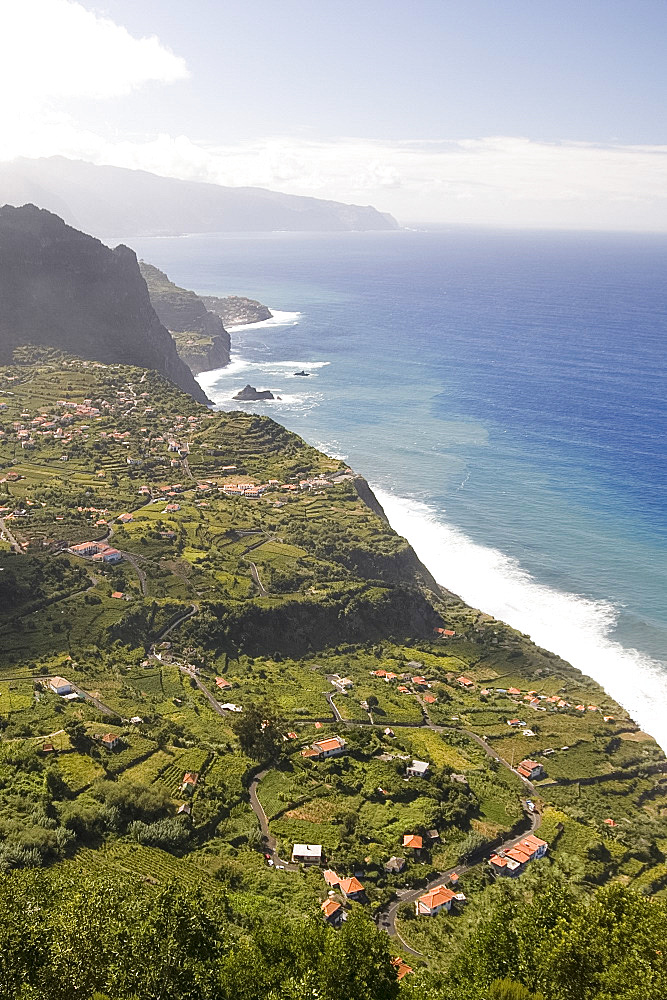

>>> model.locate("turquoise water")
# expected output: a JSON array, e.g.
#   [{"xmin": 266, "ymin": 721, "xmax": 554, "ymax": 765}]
[{"xmin": 126, "ymin": 229, "xmax": 667, "ymax": 748}]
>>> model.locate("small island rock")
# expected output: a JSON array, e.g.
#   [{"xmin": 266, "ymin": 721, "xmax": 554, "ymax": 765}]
[{"xmin": 233, "ymin": 384, "xmax": 275, "ymax": 401}]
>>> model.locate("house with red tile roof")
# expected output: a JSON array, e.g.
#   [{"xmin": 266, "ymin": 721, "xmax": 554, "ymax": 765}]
[
  {"xmin": 338, "ymin": 876, "xmax": 365, "ymax": 900},
  {"xmin": 457, "ymin": 676, "xmax": 474, "ymax": 689},
  {"xmin": 180, "ymin": 772, "xmax": 199, "ymax": 794},
  {"xmin": 403, "ymin": 833, "xmax": 423, "ymax": 850},
  {"xmin": 415, "ymin": 885, "xmax": 456, "ymax": 916},
  {"xmin": 489, "ymin": 835, "xmax": 548, "ymax": 876},
  {"xmin": 321, "ymin": 898, "xmax": 345, "ymax": 926},
  {"xmin": 517, "ymin": 759, "xmax": 544, "ymax": 780},
  {"xmin": 301, "ymin": 735, "xmax": 347, "ymax": 760},
  {"xmin": 508, "ymin": 687, "xmax": 521, "ymax": 696},
  {"xmin": 323, "ymin": 869, "xmax": 340, "ymax": 887},
  {"xmin": 391, "ymin": 957, "xmax": 413, "ymax": 980}
]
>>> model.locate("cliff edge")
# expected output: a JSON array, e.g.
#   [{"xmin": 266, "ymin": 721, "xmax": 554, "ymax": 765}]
[
  {"xmin": 0, "ymin": 205, "xmax": 210, "ymax": 404},
  {"xmin": 139, "ymin": 262, "xmax": 231, "ymax": 374}
]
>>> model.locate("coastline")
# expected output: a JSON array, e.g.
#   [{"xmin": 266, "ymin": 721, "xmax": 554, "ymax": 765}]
[{"xmin": 196, "ymin": 309, "xmax": 667, "ymax": 753}]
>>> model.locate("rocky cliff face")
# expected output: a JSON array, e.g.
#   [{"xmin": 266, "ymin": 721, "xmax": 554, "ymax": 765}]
[
  {"xmin": 201, "ymin": 294, "xmax": 272, "ymax": 327},
  {"xmin": 0, "ymin": 205, "xmax": 210, "ymax": 404},
  {"xmin": 139, "ymin": 262, "xmax": 231, "ymax": 375}
]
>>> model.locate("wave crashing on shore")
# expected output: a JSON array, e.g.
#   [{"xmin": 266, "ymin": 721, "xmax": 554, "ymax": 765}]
[{"xmin": 375, "ymin": 488, "xmax": 667, "ymax": 752}]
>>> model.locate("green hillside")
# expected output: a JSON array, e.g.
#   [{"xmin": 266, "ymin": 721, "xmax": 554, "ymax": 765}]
[{"xmin": 0, "ymin": 355, "xmax": 666, "ymax": 998}]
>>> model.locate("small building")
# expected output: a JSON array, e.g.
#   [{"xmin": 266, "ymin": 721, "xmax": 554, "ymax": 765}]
[
  {"xmin": 100, "ymin": 733, "xmax": 120, "ymax": 751},
  {"xmin": 488, "ymin": 835, "xmax": 548, "ymax": 877},
  {"xmin": 180, "ymin": 772, "xmax": 199, "ymax": 794},
  {"xmin": 423, "ymin": 693, "xmax": 437, "ymax": 704},
  {"xmin": 391, "ymin": 957, "xmax": 413, "ymax": 981},
  {"xmin": 517, "ymin": 759, "xmax": 544, "ymax": 780},
  {"xmin": 384, "ymin": 856, "xmax": 406, "ymax": 874},
  {"xmin": 321, "ymin": 898, "xmax": 345, "ymax": 927},
  {"xmin": 403, "ymin": 834, "xmax": 423, "ymax": 850},
  {"xmin": 117, "ymin": 513, "xmax": 133, "ymax": 523},
  {"xmin": 338, "ymin": 876, "xmax": 365, "ymax": 900},
  {"xmin": 215, "ymin": 677, "xmax": 232, "ymax": 690},
  {"xmin": 292, "ymin": 843, "xmax": 322, "ymax": 865},
  {"xmin": 177, "ymin": 802, "xmax": 192, "ymax": 816},
  {"xmin": 111, "ymin": 591, "xmax": 125, "ymax": 599},
  {"xmin": 48, "ymin": 676, "xmax": 72, "ymax": 696},
  {"xmin": 130, "ymin": 716, "xmax": 144, "ymax": 725},
  {"xmin": 506, "ymin": 718, "xmax": 525, "ymax": 727},
  {"xmin": 219, "ymin": 703, "xmax": 243, "ymax": 713},
  {"xmin": 42, "ymin": 742, "xmax": 56, "ymax": 754},
  {"xmin": 415, "ymin": 886, "xmax": 456, "ymax": 916},
  {"xmin": 457, "ymin": 676, "xmax": 475, "ymax": 689},
  {"xmin": 323, "ymin": 869, "xmax": 340, "ymax": 888},
  {"xmin": 406, "ymin": 759, "xmax": 430, "ymax": 778},
  {"xmin": 301, "ymin": 735, "xmax": 347, "ymax": 760}
]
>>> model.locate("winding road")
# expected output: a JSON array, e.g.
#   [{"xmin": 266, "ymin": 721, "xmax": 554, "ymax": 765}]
[{"xmin": 243, "ymin": 683, "xmax": 542, "ymax": 955}]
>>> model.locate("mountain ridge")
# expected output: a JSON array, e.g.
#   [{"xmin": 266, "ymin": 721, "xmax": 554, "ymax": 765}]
[{"xmin": 0, "ymin": 156, "xmax": 400, "ymax": 237}]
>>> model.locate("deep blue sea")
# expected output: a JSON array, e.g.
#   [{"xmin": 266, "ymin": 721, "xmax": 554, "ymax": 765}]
[{"xmin": 125, "ymin": 229, "xmax": 667, "ymax": 748}]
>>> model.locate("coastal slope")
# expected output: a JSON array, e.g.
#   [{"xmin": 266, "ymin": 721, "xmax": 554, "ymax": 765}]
[
  {"xmin": 0, "ymin": 157, "xmax": 400, "ymax": 237},
  {"xmin": 0, "ymin": 205, "xmax": 209, "ymax": 404},
  {"xmin": 139, "ymin": 262, "xmax": 232, "ymax": 374}
]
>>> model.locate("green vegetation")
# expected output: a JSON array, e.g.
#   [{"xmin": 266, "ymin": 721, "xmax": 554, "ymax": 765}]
[{"xmin": 0, "ymin": 355, "xmax": 665, "ymax": 994}]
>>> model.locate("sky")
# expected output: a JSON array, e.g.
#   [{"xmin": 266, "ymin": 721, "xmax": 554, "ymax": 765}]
[{"xmin": 0, "ymin": 0, "xmax": 666, "ymax": 229}]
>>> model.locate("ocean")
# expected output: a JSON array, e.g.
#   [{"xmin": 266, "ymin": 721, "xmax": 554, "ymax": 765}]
[{"xmin": 125, "ymin": 228, "xmax": 667, "ymax": 749}]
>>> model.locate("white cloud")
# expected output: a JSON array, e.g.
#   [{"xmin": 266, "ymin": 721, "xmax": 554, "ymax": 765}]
[
  {"xmin": 0, "ymin": 0, "xmax": 188, "ymax": 107},
  {"xmin": 0, "ymin": 1, "xmax": 664, "ymax": 230}
]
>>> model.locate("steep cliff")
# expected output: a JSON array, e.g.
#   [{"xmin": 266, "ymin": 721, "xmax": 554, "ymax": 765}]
[
  {"xmin": 0, "ymin": 205, "xmax": 210, "ymax": 404},
  {"xmin": 139, "ymin": 262, "xmax": 231, "ymax": 374}
]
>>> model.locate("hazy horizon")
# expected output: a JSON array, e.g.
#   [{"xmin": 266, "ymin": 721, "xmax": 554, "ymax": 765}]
[{"xmin": 0, "ymin": 0, "xmax": 666, "ymax": 231}]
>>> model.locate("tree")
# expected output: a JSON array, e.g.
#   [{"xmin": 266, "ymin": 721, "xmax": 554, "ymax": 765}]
[{"xmin": 232, "ymin": 702, "xmax": 286, "ymax": 762}]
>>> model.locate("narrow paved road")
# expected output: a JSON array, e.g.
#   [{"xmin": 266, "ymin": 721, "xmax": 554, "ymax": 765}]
[
  {"xmin": 249, "ymin": 561, "xmax": 268, "ymax": 597},
  {"xmin": 377, "ymin": 805, "xmax": 542, "ymax": 955},
  {"xmin": 0, "ymin": 516, "xmax": 23, "ymax": 552},
  {"xmin": 154, "ymin": 603, "xmax": 199, "ymax": 642}
]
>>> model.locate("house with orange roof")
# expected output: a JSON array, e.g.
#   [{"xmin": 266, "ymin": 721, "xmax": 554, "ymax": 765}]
[
  {"xmin": 215, "ymin": 677, "xmax": 232, "ymax": 690},
  {"xmin": 423, "ymin": 693, "xmax": 437, "ymax": 704},
  {"xmin": 117, "ymin": 513, "xmax": 133, "ymax": 523},
  {"xmin": 391, "ymin": 957, "xmax": 413, "ymax": 980},
  {"xmin": 415, "ymin": 885, "xmax": 456, "ymax": 916},
  {"xmin": 403, "ymin": 833, "xmax": 423, "ymax": 850},
  {"xmin": 604, "ymin": 818, "xmax": 617, "ymax": 827},
  {"xmin": 301, "ymin": 735, "xmax": 347, "ymax": 760},
  {"xmin": 323, "ymin": 869, "xmax": 340, "ymax": 888},
  {"xmin": 517, "ymin": 759, "xmax": 544, "ymax": 780},
  {"xmin": 489, "ymin": 835, "xmax": 548, "ymax": 877},
  {"xmin": 100, "ymin": 733, "xmax": 120, "ymax": 751},
  {"xmin": 397, "ymin": 685, "xmax": 409, "ymax": 694},
  {"xmin": 321, "ymin": 898, "xmax": 345, "ymax": 927},
  {"xmin": 457, "ymin": 676, "xmax": 474, "ymax": 689},
  {"xmin": 338, "ymin": 876, "xmax": 365, "ymax": 900},
  {"xmin": 180, "ymin": 772, "xmax": 199, "ymax": 794},
  {"xmin": 411, "ymin": 676, "xmax": 428, "ymax": 687},
  {"xmin": 508, "ymin": 687, "xmax": 521, "ymax": 696}
]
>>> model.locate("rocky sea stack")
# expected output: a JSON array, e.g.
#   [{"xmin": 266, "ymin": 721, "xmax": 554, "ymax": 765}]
[{"xmin": 233, "ymin": 384, "xmax": 276, "ymax": 401}]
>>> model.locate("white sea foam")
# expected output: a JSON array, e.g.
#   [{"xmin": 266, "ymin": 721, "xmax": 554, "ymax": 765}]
[
  {"xmin": 374, "ymin": 488, "xmax": 667, "ymax": 751},
  {"xmin": 227, "ymin": 309, "xmax": 301, "ymax": 332}
]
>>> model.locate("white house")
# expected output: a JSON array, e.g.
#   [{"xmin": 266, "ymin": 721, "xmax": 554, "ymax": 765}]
[
  {"xmin": 301, "ymin": 735, "xmax": 347, "ymax": 760},
  {"xmin": 48, "ymin": 676, "xmax": 72, "ymax": 696},
  {"xmin": 415, "ymin": 886, "xmax": 456, "ymax": 916},
  {"xmin": 292, "ymin": 843, "xmax": 322, "ymax": 864},
  {"xmin": 406, "ymin": 759, "xmax": 430, "ymax": 778}
]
